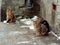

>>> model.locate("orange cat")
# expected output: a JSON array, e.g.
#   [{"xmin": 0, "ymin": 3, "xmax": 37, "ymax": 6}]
[{"xmin": 6, "ymin": 7, "xmax": 16, "ymax": 23}]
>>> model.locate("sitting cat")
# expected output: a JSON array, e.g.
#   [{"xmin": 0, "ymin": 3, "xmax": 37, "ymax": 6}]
[
  {"xmin": 6, "ymin": 7, "xmax": 16, "ymax": 23},
  {"xmin": 33, "ymin": 16, "xmax": 50, "ymax": 36}
]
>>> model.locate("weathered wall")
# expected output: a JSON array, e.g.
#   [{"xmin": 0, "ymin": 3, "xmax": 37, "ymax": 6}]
[
  {"xmin": 40, "ymin": 0, "xmax": 53, "ymax": 26},
  {"xmin": 41, "ymin": 0, "xmax": 60, "ymax": 33},
  {"xmin": 40, "ymin": 0, "xmax": 57, "ymax": 26},
  {"xmin": 55, "ymin": 0, "xmax": 60, "ymax": 31}
]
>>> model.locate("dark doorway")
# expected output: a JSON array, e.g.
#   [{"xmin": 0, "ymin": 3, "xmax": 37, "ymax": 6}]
[{"xmin": 1, "ymin": 8, "xmax": 6, "ymax": 22}]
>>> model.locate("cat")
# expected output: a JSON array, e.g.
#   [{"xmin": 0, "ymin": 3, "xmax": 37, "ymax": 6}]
[
  {"xmin": 33, "ymin": 16, "xmax": 50, "ymax": 36},
  {"xmin": 6, "ymin": 7, "xmax": 16, "ymax": 23}
]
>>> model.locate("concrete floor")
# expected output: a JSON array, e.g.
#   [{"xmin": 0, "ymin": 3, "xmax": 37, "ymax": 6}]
[{"xmin": 0, "ymin": 22, "xmax": 60, "ymax": 45}]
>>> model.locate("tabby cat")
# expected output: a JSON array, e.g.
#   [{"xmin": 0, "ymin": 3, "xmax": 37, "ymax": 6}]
[
  {"xmin": 33, "ymin": 16, "xmax": 50, "ymax": 36},
  {"xmin": 6, "ymin": 7, "xmax": 16, "ymax": 23}
]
